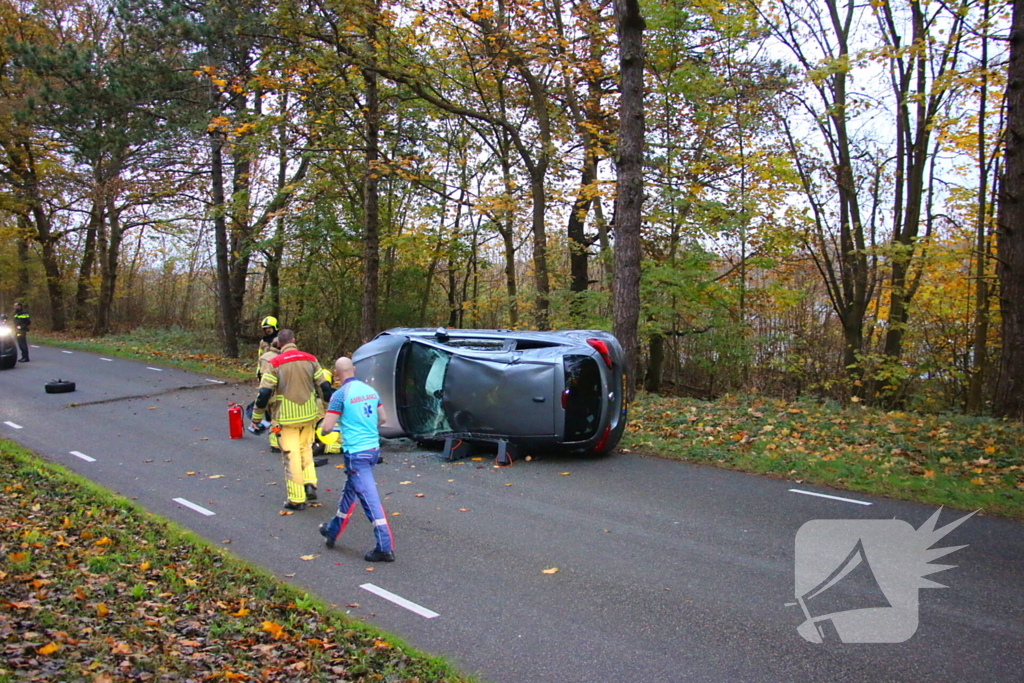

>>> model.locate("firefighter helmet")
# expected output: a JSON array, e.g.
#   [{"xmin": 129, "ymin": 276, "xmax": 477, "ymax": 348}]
[{"xmin": 260, "ymin": 316, "xmax": 278, "ymax": 330}]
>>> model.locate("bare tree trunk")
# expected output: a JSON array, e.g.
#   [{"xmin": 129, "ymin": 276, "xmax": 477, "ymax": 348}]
[
  {"xmin": 360, "ymin": 57, "xmax": 381, "ymax": 343},
  {"xmin": 612, "ymin": 0, "xmax": 645, "ymax": 401},
  {"xmin": 75, "ymin": 200, "xmax": 100, "ymax": 323},
  {"xmin": 92, "ymin": 196, "xmax": 123, "ymax": 336},
  {"xmin": 210, "ymin": 132, "xmax": 239, "ymax": 357},
  {"xmin": 994, "ymin": 0, "xmax": 1024, "ymax": 420}
]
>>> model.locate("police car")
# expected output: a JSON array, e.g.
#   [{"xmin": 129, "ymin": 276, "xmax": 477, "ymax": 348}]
[{"xmin": 0, "ymin": 316, "xmax": 17, "ymax": 370}]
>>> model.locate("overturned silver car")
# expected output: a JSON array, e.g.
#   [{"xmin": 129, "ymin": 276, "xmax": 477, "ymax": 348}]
[{"xmin": 353, "ymin": 328, "xmax": 627, "ymax": 455}]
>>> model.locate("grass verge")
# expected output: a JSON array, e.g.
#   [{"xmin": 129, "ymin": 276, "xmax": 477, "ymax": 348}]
[
  {"xmin": 0, "ymin": 438, "xmax": 471, "ymax": 683},
  {"xmin": 623, "ymin": 392, "xmax": 1024, "ymax": 520}
]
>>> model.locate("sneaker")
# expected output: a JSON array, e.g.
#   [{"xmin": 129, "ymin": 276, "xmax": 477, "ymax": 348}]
[
  {"xmin": 364, "ymin": 549, "xmax": 395, "ymax": 563},
  {"xmin": 304, "ymin": 484, "xmax": 318, "ymax": 501},
  {"xmin": 318, "ymin": 523, "xmax": 335, "ymax": 549},
  {"xmin": 283, "ymin": 501, "xmax": 307, "ymax": 511}
]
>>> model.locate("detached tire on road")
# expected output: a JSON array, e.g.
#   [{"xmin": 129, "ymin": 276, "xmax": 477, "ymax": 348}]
[{"xmin": 45, "ymin": 379, "xmax": 76, "ymax": 394}]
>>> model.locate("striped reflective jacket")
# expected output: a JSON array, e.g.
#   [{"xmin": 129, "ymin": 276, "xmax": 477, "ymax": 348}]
[{"xmin": 254, "ymin": 343, "xmax": 325, "ymax": 425}]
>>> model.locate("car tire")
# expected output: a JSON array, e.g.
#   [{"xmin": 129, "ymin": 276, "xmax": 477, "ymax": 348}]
[
  {"xmin": 45, "ymin": 380, "xmax": 76, "ymax": 394},
  {"xmin": 0, "ymin": 356, "xmax": 15, "ymax": 371}
]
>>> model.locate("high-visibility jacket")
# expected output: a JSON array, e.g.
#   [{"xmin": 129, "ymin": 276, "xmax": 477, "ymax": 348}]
[
  {"xmin": 253, "ymin": 343, "xmax": 326, "ymax": 426},
  {"xmin": 13, "ymin": 308, "xmax": 29, "ymax": 332}
]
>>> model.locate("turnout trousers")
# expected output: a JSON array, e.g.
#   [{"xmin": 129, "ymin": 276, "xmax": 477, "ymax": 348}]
[
  {"xmin": 278, "ymin": 421, "xmax": 317, "ymax": 504},
  {"xmin": 323, "ymin": 448, "xmax": 393, "ymax": 553}
]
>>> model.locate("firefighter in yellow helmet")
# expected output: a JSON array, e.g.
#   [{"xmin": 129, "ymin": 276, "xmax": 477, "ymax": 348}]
[
  {"xmin": 258, "ymin": 316, "xmax": 279, "ymax": 355},
  {"xmin": 251, "ymin": 329, "xmax": 334, "ymax": 510}
]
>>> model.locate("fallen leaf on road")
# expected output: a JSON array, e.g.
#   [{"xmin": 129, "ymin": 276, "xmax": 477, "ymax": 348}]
[
  {"xmin": 471, "ymin": 457, "xmax": 484, "ymax": 461},
  {"xmin": 279, "ymin": 510, "xmax": 294, "ymax": 516},
  {"xmin": 560, "ymin": 472, "xmax": 570, "ymax": 476},
  {"xmin": 541, "ymin": 567, "xmax": 559, "ymax": 574},
  {"xmin": 459, "ymin": 508, "xmax": 470, "ymax": 512},
  {"xmin": 209, "ymin": 474, "xmax": 224, "ymax": 479},
  {"xmin": 186, "ymin": 472, "xmax": 196, "ymax": 476},
  {"xmin": 505, "ymin": 483, "xmax": 513, "ymax": 487},
  {"xmin": 391, "ymin": 512, "xmax": 401, "ymax": 516},
  {"xmin": 346, "ymin": 603, "xmax": 360, "ymax": 608},
  {"xmin": 300, "ymin": 554, "xmax": 318, "ymax": 561},
  {"xmin": 399, "ymin": 481, "xmax": 412, "ymax": 485},
  {"xmin": 147, "ymin": 407, "xmax": 157, "ymax": 410},
  {"xmin": 335, "ymin": 465, "xmax": 345, "ymax": 469},
  {"xmin": 415, "ymin": 493, "xmax": 425, "ymax": 498},
  {"xmin": 365, "ymin": 567, "xmax": 374, "ymax": 572}
]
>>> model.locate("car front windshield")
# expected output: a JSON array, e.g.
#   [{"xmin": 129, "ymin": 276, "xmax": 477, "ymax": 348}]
[{"xmin": 399, "ymin": 342, "xmax": 453, "ymax": 436}]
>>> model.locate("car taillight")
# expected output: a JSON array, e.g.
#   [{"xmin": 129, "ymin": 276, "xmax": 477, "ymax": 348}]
[
  {"xmin": 587, "ymin": 339, "xmax": 612, "ymax": 367},
  {"xmin": 562, "ymin": 389, "xmax": 569, "ymax": 409},
  {"xmin": 593, "ymin": 425, "xmax": 611, "ymax": 453}
]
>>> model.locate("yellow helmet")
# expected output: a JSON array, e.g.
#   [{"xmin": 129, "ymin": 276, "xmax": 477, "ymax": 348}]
[{"xmin": 260, "ymin": 316, "xmax": 278, "ymax": 330}]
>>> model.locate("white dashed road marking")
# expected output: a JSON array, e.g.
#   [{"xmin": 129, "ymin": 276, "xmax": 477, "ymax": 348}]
[
  {"xmin": 205, "ymin": 379, "xmax": 225, "ymax": 384},
  {"xmin": 147, "ymin": 367, "xmax": 163, "ymax": 372},
  {"xmin": 4, "ymin": 421, "xmax": 23, "ymax": 429},
  {"xmin": 789, "ymin": 489, "xmax": 871, "ymax": 506},
  {"xmin": 70, "ymin": 451, "xmax": 96, "ymax": 463},
  {"xmin": 360, "ymin": 583, "xmax": 439, "ymax": 619},
  {"xmin": 62, "ymin": 350, "xmax": 73, "ymax": 354},
  {"xmin": 172, "ymin": 498, "xmax": 215, "ymax": 516},
  {"xmin": 101, "ymin": 358, "xmax": 113, "ymax": 362},
  {"xmin": 30, "ymin": 345, "xmax": 40, "ymax": 348}
]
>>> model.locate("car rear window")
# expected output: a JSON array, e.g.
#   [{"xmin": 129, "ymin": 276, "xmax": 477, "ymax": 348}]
[{"xmin": 563, "ymin": 355, "xmax": 602, "ymax": 441}]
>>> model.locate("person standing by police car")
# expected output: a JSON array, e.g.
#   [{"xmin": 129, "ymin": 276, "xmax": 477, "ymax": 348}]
[
  {"xmin": 13, "ymin": 302, "xmax": 29, "ymax": 362},
  {"xmin": 250, "ymin": 329, "xmax": 332, "ymax": 510},
  {"xmin": 318, "ymin": 357, "xmax": 394, "ymax": 562}
]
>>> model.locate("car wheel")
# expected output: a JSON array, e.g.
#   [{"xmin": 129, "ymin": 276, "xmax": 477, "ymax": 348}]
[
  {"xmin": 45, "ymin": 379, "xmax": 76, "ymax": 394},
  {"xmin": 0, "ymin": 356, "xmax": 15, "ymax": 371}
]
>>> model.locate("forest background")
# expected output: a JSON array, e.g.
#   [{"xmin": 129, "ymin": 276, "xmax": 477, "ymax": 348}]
[{"xmin": 0, "ymin": 0, "xmax": 1017, "ymax": 416}]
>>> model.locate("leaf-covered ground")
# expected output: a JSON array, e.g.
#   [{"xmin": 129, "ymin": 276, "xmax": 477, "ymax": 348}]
[
  {"xmin": 624, "ymin": 392, "xmax": 1024, "ymax": 519},
  {"xmin": 0, "ymin": 439, "xmax": 471, "ymax": 683}
]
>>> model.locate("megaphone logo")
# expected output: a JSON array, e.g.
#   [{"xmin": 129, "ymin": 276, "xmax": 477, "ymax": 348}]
[{"xmin": 790, "ymin": 508, "xmax": 975, "ymax": 643}]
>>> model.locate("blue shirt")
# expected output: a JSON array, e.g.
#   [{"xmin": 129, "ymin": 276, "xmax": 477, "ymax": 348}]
[{"xmin": 326, "ymin": 377, "xmax": 381, "ymax": 453}]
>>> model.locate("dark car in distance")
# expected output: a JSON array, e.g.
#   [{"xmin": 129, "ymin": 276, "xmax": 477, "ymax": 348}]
[
  {"xmin": 353, "ymin": 328, "xmax": 627, "ymax": 455},
  {"xmin": 0, "ymin": 317, "xmax": 17, "ymax": 370}
]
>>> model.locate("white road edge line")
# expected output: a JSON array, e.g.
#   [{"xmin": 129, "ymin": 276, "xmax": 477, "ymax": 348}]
[
  {"xmin": 62, "ymin": 350, "xmax": 73, "ymax": 354},
  {"xmin": 101, "ymin": 358, "xmax": 113, "ymax": 362},
  {"xmin": 4, "ymin": 421, "xmax": 23, "ymax": 429},
  {"xmin": 789, "ymin": 489, "xmax": 872, "ymax": 506},
  {"xmin": 30, "ymin": 345, "xmax": 40, "ymax": 348},
  {"xmin": 70, "ymin": 451, "xmax": 96, "ymax": 463},
  {"xmin": 172, "ymin": 498, "xmax": 215, "ymax": 516},
  {"xmin": 205, "ymin": 379, "xmax": 225, "ymax": 384},
  {"xmin": 360, "ymin": 583, "xmax": 439, "ymax": 619},
  {"xmin": 147, "ymin": 367, "xmax": 163, "ymax": 372}
]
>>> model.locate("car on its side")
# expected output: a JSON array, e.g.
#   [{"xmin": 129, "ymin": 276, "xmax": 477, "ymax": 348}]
[
  {"xmin": 352, "ymin": 328, "xmax": 627, "ymax": 455},
  {"xmin": 0, "ymin": 317, "xmax": 17, "ymax": 370}
]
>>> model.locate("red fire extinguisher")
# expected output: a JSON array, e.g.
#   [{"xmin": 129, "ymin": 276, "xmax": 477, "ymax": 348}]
[{"xmin": 228, "ymin": 402, "xmax": 243, "ymax": 439}]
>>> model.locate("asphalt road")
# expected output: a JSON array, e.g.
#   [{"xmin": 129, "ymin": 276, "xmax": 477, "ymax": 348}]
[{"xmin": 2, "ymin": 344, "xmax": 1023, "ymax": 682}]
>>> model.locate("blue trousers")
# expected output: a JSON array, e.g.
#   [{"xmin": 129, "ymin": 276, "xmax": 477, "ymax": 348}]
[{"xmin": 323, "ymin": 448, "xmax": 393, "ymax": 553}]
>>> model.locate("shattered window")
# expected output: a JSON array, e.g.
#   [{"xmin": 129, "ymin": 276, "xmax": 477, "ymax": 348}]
[
  {"xmin": 563, "ymin": 355, "xmax": 602, "ymax": 440},
  {"xmin": 399, "ymin": 343, "xmax": 452, "ymax": 436}
]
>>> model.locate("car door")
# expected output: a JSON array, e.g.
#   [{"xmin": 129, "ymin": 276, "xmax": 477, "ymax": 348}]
[{"xmin": 441, "ymin": 350, "xmax": 557, "ymax": 437}]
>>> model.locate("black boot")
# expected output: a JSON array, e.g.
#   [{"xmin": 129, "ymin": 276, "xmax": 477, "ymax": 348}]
[
  {"xmin": 304, "ymin": 483, "xmax": 317, "ymax": 501},
  {"xmin": 364, "ymin": 549, "xmax": 395, "ymax": 562},
  {"xmin": 318, "ymin": 523, "xmax": 336, "ymax": 549}
]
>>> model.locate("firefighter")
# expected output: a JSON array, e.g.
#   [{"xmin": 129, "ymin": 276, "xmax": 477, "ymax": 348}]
[
  {"xmin": 258, "ymin": 316, "xmax": 279, "ymax": 355},
  {"xmin": 250, "ymin": 329, "xmax": 333, "ymax": 510},
  {"xmin": 13, "ymin": 302, "xmax": 29, "ymax": 362},
  {"xmin": 255, "ymin": 342, "xmax": 282, "ymax": 452}
]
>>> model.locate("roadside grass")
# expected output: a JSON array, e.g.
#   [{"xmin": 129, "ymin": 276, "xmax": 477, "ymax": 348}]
[
  {"xmin": 623, "ymin": 392, "xmax": 1024, "ymax": 520},
  {"xmin": 33, "ymin": 327, "xmax": 253, "ymax": 382},
  {"xmin": 0, "ymin": 439, "xmax": 471, "ymax": 683}
]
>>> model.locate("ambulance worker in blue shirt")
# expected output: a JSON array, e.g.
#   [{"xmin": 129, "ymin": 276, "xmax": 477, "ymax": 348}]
[{"xmin": 318, "ymin": 357, "xmax": 395, "ymax": 562}]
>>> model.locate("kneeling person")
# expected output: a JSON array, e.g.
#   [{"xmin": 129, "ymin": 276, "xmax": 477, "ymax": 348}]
[{"xmin": 318, "ymin": 357, "xmax": 394, "ymax": 562}]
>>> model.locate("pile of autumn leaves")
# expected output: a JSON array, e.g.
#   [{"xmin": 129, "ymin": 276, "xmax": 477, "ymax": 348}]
[{"xmin": 0, "ymin": 444, "xmax": 465, "ymax": 683}]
